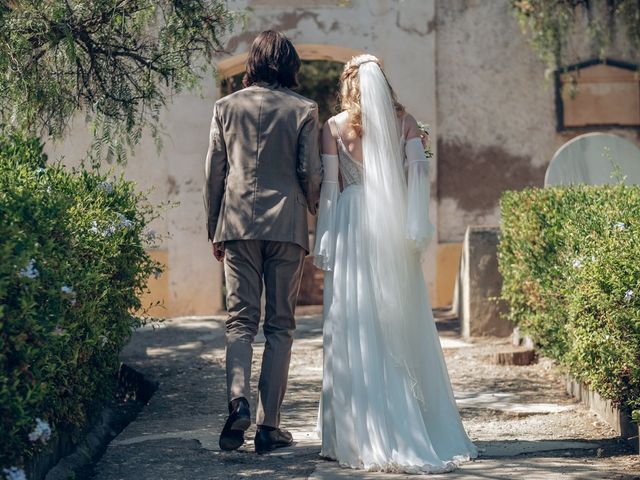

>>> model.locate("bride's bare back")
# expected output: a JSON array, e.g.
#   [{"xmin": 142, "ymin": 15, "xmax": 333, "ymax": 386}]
[{"xmin": 322, "ymin": 110, "xmax": 422, "ymax": 164}]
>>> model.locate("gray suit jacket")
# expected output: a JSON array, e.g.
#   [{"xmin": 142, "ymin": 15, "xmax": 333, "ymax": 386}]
[{"xmin": 203, "ymin": 83, "xmax": 322, "ymax": 252}]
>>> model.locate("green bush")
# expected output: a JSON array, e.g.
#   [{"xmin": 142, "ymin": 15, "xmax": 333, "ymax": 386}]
[
  {"xmin": 499, "ymin": 184, "xmax": 640, "ymax": 417},
  {"xmin": 0, "ymin": 131, "xmax": 161, "ymax": 471}
]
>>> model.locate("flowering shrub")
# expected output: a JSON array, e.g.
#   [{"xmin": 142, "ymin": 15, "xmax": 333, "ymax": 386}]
[
  {"xmin": 498, "ymin": 184, "xmax": 640, "ymax": 419},
  {"xmin": 0, "ymin": 132, "xmax": 161, "ymax": 472}
]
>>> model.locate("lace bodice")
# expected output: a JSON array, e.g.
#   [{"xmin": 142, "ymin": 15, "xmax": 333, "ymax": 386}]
[
  {"xmin": 335, "ymin": 137, "xmax": 364, "ymax": 188},
  {"xmin": 334, "ymin": 126, "xmax": 407, "ymax": 189}
]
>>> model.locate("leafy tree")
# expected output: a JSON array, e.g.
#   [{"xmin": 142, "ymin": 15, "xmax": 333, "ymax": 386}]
[{"xmin": 0, "ymin": 0, "xmax": 237, "ymax": 162}]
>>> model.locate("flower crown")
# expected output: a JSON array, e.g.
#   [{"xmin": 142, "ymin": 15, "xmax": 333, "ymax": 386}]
[{"xmin": 350, "ymin": 54, "xmax": 379, "ymax": 68}]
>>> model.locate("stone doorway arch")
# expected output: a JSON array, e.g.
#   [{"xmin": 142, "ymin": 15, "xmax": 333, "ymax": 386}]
[{"xmin": 216, "ymin": 43, "xmax": 369, "ymax": 80}]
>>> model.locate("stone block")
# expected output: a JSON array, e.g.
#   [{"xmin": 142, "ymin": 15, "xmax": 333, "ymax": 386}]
[{"xmin": 456, "ymin": 226, "xmax": 513, "ymax": 338}]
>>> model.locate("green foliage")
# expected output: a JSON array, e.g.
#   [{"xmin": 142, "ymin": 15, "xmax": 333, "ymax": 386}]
[
  {"xmin": 0, "ymin": 0, "xmax": 238, "ymax": 163},
  {"xmin": 511, "ymin": 0, "xmax": 640, "ymax": 73},
  {"xmin": 498, "ymin": 184, "xmax": 640, "ymax": 415},
  {"xmin": 220, "ymin": 60, "xmax": 344, "ymax": 125},
  {"xmin": 296, "ymin": 60, "xmax": 343, "ymax": 125},
  {"xmin": 0, "ymin": 131, "xmax": 162, "ymax": 469}
]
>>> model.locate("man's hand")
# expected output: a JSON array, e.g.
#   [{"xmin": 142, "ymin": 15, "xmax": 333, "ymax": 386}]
[{"xmin": 212, "ymin": 242, "xmax": 225, "ymax": 262}]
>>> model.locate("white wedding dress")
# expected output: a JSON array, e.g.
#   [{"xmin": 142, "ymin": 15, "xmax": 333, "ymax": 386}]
[{"xmin": 313, "ymin": 106, "xmax": 478, "ymax": 473}]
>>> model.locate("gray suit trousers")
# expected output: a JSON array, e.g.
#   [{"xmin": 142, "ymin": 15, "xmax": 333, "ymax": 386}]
[{"xmin": 223, "ymin": 239, "xmax": 305, "ymax": 427}]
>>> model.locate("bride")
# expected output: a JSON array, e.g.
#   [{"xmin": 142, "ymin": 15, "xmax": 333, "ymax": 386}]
[{"xmin": 313, "ymin": 54, "xmax": 478, "ymax": 474}]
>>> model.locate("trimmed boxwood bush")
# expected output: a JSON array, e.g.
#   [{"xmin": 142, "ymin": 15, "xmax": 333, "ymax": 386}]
[
  {"xmin": 498, "ymin": 184, "xmax": 640, "ymax": 418},
  {"xmin": 0, "ymin": 132, "xmax": 161, "ymax": 472}
]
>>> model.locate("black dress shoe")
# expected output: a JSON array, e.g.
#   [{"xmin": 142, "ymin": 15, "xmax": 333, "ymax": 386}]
[
  {"xmin": 254, "ymin": 426, "xmax": 294, "ymax": 454},
  {"xmin": 219, "ymin": 397, "xmax": 251, "ymax": 451}
]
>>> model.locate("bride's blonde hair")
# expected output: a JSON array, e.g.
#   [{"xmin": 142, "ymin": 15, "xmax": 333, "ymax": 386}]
[{"xmin": 339, "ymin": 54, "xmax": 405, "ymax": 138}]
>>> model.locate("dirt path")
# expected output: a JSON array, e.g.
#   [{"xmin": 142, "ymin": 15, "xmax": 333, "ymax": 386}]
[{"xmin": 90, "ymin": 310, "xmax": 639, "ymax": 479}]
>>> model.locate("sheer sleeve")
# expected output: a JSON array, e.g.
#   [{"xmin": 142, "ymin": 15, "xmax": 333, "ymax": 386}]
[
  {"xmin": 405, "ymin": 137, "xmax": 435, "ymax": 251},
  {"xmin": 313, "ymin": 153, "xmax": 339, "ymax": 270}
]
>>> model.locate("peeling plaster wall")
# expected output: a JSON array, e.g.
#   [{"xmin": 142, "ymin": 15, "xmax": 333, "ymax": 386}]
[
  {"xmin": 436, "ymin": 0, "xmax": 640, "ymax": 243},
  {"xmin": 45, "ymin": 81, "xmax": 223, "ymax": 317}
]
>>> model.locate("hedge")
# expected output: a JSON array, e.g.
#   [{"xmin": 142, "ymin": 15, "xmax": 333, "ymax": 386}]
[
  {"xmin": 498, "ymin": 184, "xmax": 640, "ymax": 419},
  {"xmin": 0, "ymin": 132, "xmax": 162, "ymax": 474}
]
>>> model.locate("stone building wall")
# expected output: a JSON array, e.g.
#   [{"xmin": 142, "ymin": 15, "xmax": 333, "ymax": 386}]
[{"xmin": 433, "ymin": 0, "xmax": 639, "ymax": 305}]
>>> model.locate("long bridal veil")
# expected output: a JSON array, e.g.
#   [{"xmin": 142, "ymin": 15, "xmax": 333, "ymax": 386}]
[{"xmin": 359, "ymin": 60, "xmax": 429, "ymax": 404}]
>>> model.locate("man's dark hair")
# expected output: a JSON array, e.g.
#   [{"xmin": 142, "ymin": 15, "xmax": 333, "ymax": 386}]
[{"xmin": 242, "ymin": 30, "xmax": 301, "ymax": 88}]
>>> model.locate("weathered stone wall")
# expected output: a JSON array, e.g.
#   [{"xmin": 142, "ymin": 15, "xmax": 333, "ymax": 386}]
[{"xmin": 435, "ymin": 0, "xmax": 639, "ymax": 243}]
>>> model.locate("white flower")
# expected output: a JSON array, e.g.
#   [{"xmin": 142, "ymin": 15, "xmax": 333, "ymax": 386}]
[
  {"xmin": 90, "ymin": 221, "xmax": 100, "ymax": 235},
  {"xmin": 18, "ymin": 259, "xmax": 39, "ymax": 279},
  {"xmin": 61, "ymin": 286, "xmax": 77, "ymax": 306},
  {"xmin": 104, "ymin": 224, "xmax": 117, "ymax": 237},
  {"xmin": 99, "ymin": 335, "xmax": 109, "ymax": 347},
  {"xmin": 46, "ymin": 186, "xmax": 52, "ymax": 194},
  {"xmin": 614, "ymin": 222, "xmax": 626, "ymax": 230},
  {"xmin": 115, "ymin": 212, "xmax": 134, "ymax": 230},
  {"xmin": 2, "ymin": 467, "xmax": 26, "ymax": 480},
  {"xmin": 572, "ymin": 258, "xmax": 583, "ymax": 269},
  {"xmin": 97, "ymin": 181, "xmax": 114, "ymax": 194},
  {"xmin": 27, "ymin": 418, "xmax": 52, "ymax": 444},
  {"xmin": 624, "ymin": 290, "xmax": 634, "ymax": 303}
]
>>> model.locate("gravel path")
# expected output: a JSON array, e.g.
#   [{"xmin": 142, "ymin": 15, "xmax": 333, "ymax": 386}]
[{"xmin": 89, "ymin": 309, "xmax": 639, "ymax": 480}]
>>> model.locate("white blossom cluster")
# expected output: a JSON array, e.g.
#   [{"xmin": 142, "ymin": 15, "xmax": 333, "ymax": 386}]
[
  {"xmin": 18, "ymin": 259, "xmax": 39, "ymax": 279},
  {"xmin": 97, "ymin": 181, "xmax": 114, "ymax": 194},
  {"xmin": 2, "ymin": 467, "xmax": 26, "ymax": 480},
  {"xmin": 90, "ymin": 213, "xmax": 133, "ymax": 237},
  {"xmin": 27, "ymin": 418, "xmax": 51, "ymax": 444},
  {"xmin": 61, "ymin": 285, "xmax": 77, "ymax": 306},
  {"xmin": 115, "ymin": 212, "xmax": 134, "ymax": 230},
  {"xmin": 624, "ymin": 290, "xmax": 634, "ymax": 303}
]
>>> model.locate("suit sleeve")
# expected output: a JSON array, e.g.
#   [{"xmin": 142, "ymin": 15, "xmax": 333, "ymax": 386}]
[
  {"xmin": 203, "ymin": 103, "xmax": 228, "ymax": 241},
  {"xmin": 296, "ymin": 104, "xmax": 323, "ymax": 215}
]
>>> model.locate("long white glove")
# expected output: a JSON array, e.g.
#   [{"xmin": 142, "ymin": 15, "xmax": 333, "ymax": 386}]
[
  {"xmin": 405, "ymin": 138, "xmax": 435, "ymax": 251},
  {"xmin": 313, "ymin": 154, "xmax": 340, "ymax": 270}
]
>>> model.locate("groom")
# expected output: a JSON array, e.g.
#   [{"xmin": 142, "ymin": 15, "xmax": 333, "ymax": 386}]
[{"xmin": 203, "ymin": 30, "xmax": 322, "ymax": 453}]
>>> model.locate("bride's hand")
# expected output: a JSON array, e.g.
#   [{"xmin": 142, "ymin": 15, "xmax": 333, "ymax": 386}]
[{"xmin": 212, "ymin": 242, "xmax": 225, "ymax": 262}]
